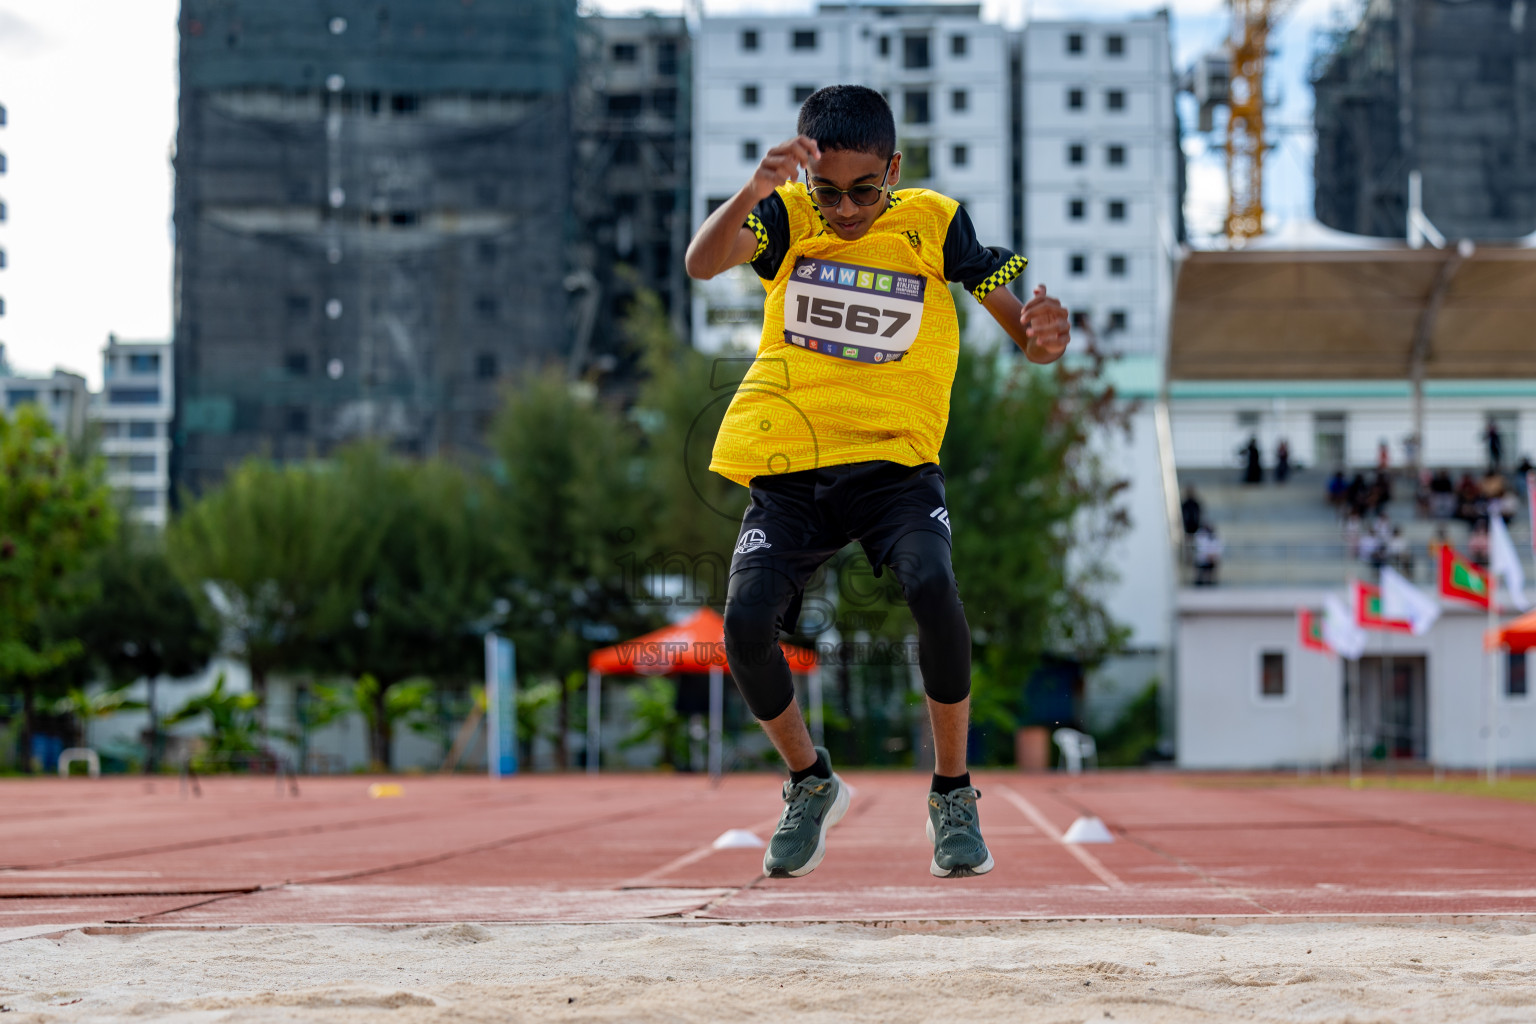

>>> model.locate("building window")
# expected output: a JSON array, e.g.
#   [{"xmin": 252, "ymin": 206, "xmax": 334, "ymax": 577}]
[
  {"xmin": 1069, "ymin": 253, "xmax": 1086, "ymax": 275},
  {"xmin": 285, "ymin": 407, "xmax": 308, "ymax": 435},
  {"xmin": 127, "ymin": 353, "xmax": 160, "ymax": 373},
  {"xmin": 1071, "ymin": 310, "xmax": 1090, "ymax": 330},
  {"xmin": 612, "ymin": 42, "xmax": 638, "ymax": 62},
  {"xmin": 792, "ymin": 29, "xmax": 817, "ymax": 50},
  {"xmin": 1510, "ymin": 652, "xmax": 1529, "ymax": 697},
  {"xmin": 706, "ymin": 196, "xmax": 729, "ymax": 215},
  {"xmin": 128, "ymin": 421, "xmax": 158, "ymax": 439},
  {"xmin": 742, "ymin": 84, "xmax": 759, "ymax": 107},
  {"xmin": 1066, "ymin": 31, "xmax": 1083, "ymax": 54},
  {"xmin": 951, "ymin": 144, "xmax": 968, "ymax": 167},
  {"xmin": 1068, "ymin": 198, "xmax": 1086, "ymax": 221},
  {"xmin": 0, "ymin": 247, "xmax": 6, "ymax": 269},
  {"xmin": 1108, "ymin": 199, "xmax": 1127, "ymax": 221},
  {"xmin": 284, "ymin": 351, "xmax": 309, "ymax": 377},
  {"xmin": 1106, "ymin": 33, "xmax": 1124, "ymax": 56},
  {"xmin": 951, "ymin": 88, "xmax": 968, "ymax": 112},
  {"xmin": 390, "ymin": 93, "xmax": 419, "ymax": 116},
  {"xmin": 128, "ymin": 454, "xmax": 157, "ymax": 473},
  {"xmin": 741, "ymin": 29, "xmax": 758, "ymax": 51},
  {"xmin": 477, "ymin": 240, "xmax": 497, "ymax": 266},
  {"xmin": 903, "ymin": 33, "xmax": 930, "ymax": 69},
  {"xmin": 1107, "ymin": 309, "xmax": 1128, "ymax": 332},
  {"xmin": 950, "ymin": 33, "xmax": 967, "ymax": 57},
  {"xmin": 1067, "ymin": 87, "xmax": 1084, "ymax": 110},
  {"xmin": 1107, "ymin": 89, "xmax": 1126, "ymax": 111},
  {"xmin": 904, "ymin": 144, "xmax": 931, "ymax": 180},
  {"xmin": 1260, "ymin": 651, "xmax": 1286, "ymax": 697},
  {"xmin": 97, "ymin": 421, "xmax": 122, "ymax": 439},
  {"xmin": 652, "ymin": 88, "xmax": 677, "ymax": 117},
  {"xmin": 657, "ymin": 40, "xmax": 678, "ymax": 75},
  {"xmin": 607, "ymin": 94, "xmax": 642, "ymax": 118},
  {"xmin": 108, "ymin": 388, "xmax": 160, "ymax": 405},
  {"xmin": 7, "ymin": 388, "xmax": 37, "ymax": 408},
  {"xmin": 475, "ymin": 296, "xmax": 498, "ymax": 320},
  {"xmin": 286, "ymin": 294, "xmax": 311, "ymax": 318},
  {"xmin": 130, "ymin": 488, "xmax": 160, "ymax": 508},
  {"xmin": 1107, "ymin": 144, "xmax": 1126, "ymax": 166},
  {"xmin": 793, "ymin": 84, "xmax": 816, "ymax": 103},
  {"xmin": 613, "ymin": 139, "xmax": 639, "ymax": 165},
  {"xmin": 904, "ymin": 89, "xmax": 930, "ymax": 124},
  {"xmin": 878, "ymin": 35, "xmax": 890, "ymax": 57},
  {"xmin": 1108, "ymin": 254, "xmax": 1127, "ymax": 276},
  {"xmin": 475, "ymin": 353, "xmax": 498, "ymax": 380},
  {"xmin": 1068, "ymin": 142, "xmax": 1085, "ymax": 166},
  {"xmin": 742, "ymin": 139, "xmax": 759, "ymax": 160}
]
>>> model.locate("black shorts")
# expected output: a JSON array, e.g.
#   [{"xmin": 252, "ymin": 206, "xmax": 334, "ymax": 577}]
[{"xmin": 729, "ymin": 460, "xmax": 953, "ymax": 631}]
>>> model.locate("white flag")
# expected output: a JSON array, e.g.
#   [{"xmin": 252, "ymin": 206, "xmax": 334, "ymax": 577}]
[
  {"xmin": 1380, "ymin": 566, "xmax": 1441, "ymax": 635},
  {"xmin": 1323, "ymin": 593, "xmax": 1368, "ymax": 660},
  {"xmin": 1489, "ymin": 513, "xmax": 1530, "ymax": 611}
]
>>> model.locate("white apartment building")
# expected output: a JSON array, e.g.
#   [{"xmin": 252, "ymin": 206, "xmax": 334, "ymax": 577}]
[
  {"xmin": 692, "ymin": 2, "xmax": 1012, "ymax": 352},
  {"xmin": 0, "ymin": 344, "xmax": 90, "ymax": 440},
  {"xmin": 1020, "ymin": 14, "xmax": 1179, "ymax": 360},
  {"xmin": 90, "ymin": 336, "xmax": 174, "ymax": 527},
  {"xmin": 1021, "ymin": 15, "xmax": 1183, "ymax": 735}
]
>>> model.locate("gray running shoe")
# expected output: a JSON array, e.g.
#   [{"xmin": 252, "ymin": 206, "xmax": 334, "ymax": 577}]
[
  {"xmin": 926, "ymin": 786, "xmax": 995, "ymax": 878},
  {"xmin": 763, "ymin": 747, "xmax": 850, "ymax": 878}
]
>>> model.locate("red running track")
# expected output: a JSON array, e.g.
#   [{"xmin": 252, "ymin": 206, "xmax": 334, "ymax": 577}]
[{"xmin": 4, "ymin": 771, "xmax": 1536, "ymax": 933}]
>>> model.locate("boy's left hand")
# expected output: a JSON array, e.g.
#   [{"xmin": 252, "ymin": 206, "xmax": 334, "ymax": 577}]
[{"xmin": 1021, "ymin": 285, "xmax": 1070, "ymax": 361}]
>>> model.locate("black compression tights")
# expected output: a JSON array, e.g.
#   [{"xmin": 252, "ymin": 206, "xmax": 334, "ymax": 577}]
[{"xmin": 722, "ymin": 529, "xmax": 972, "ymax": 721}]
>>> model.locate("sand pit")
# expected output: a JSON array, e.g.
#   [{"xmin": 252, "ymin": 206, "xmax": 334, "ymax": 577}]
[{"xmin": 4, "ymin": 919, "xmax": 1536, "ymax": 1023}]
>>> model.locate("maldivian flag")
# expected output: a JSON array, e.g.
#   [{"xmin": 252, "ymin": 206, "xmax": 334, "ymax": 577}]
[
  {"xmin": 1298, "ymin": 609, "xmax": 1332, "ymax": 653},
  {"xmin": 1439, "ymin": 544, "xmax": 1490, "ymax": 609},
  {"xmin": 1353, "ymin": 580, "xmax": 1414, "ymax": 633}
]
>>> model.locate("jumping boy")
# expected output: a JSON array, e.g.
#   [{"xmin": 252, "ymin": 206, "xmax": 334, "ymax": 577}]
[{"xmin": 684, "ymin": 85, "xmax": 1070, "ymax": 879}]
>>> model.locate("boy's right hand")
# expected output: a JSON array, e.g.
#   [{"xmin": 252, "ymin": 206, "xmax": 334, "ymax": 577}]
[{"xmin": 749, "ymin": 136, "xmax": 822, "ymax": 201}]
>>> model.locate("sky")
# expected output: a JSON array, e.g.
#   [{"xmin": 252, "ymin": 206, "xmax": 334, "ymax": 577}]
[{"xmin": 0, "ymin": 0, "xmax": 1348, "ymax": 387}]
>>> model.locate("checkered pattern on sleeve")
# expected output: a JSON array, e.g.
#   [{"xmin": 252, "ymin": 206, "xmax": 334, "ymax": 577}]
[
  {"xmin": 745, "ymin": 213, "xmax": 772, "ymax": 260},
  {"xmin": 970, "ymin": 254, "xmax": 1027, "ymax": 301}
]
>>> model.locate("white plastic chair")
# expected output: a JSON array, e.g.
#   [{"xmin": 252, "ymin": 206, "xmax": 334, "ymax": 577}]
[
  {"xmin": 58, "ymin": 747, "xmax": 100, "ymax": 778},
  {"xmin": 1052, "ymin": 728, "xmax": 1098, "ymax": 775}
]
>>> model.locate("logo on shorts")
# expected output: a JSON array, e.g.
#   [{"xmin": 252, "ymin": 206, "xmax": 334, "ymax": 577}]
[
  {"xmin": 735, "ymin": 528, "xmax": 773, "ymax": 554},
  {"xmin": 929, "ymin": 506, "xmax": 951, "ymax": 533}
]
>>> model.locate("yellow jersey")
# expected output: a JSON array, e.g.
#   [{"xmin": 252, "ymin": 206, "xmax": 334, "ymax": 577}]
[{"xmin": 709, "ymin": 184, "xmax": 1024, "ymax": 488}]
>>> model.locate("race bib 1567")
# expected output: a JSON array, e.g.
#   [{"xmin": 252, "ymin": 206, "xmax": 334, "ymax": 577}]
[{"xmin": 781, "ymin": 257, "xmax": 925, "ymax": 365}]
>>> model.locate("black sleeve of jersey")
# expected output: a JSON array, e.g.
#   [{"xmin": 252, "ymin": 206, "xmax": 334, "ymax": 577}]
[
  {"xmin": 942, "ymin": 204, "xmax": 1026, "ymax": 300},
  {"xmin": 745, "ymin": 192, "xmax": 791, "ymax": 280}
]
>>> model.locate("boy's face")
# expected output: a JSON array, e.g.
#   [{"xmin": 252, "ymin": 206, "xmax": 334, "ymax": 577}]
[{"xmin": 806, "ymin": 147, "xmax": 901, "ymax": 241}]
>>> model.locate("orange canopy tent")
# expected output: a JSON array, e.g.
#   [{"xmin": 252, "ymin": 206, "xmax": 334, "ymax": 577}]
[
  {"xmin": 584, "ymin": 608, "xmax": 819, "ymax": 779},
  {"xmin": 1487, "ymin": 608, "xmax": 1536, "ymax": 653},
  {"xmin": 587, "ymin": 607, "xmax": 817, "ymax": 675}
]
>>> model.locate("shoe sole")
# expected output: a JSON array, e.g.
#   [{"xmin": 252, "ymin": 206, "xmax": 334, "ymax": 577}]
[
  {"xmin": 925, "ymin": 816, "xmax": 995, "ymax": 878},
  {"xmin": 765, "ymin": 774, "xmax": 851, "ymax": 879}
]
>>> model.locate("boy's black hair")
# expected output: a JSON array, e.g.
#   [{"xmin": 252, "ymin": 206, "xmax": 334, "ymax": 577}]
[{"xmin": 796, "ymin": 85, "xmax": 896, "ymax": 160}]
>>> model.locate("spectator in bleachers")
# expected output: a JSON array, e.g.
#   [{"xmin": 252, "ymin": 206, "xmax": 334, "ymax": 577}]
[
  {"xmin": 1181, "ymin": 487, "xmax": 1203, "ymax": 537},
  {"xmin": 1344, "ymin": 512, "xmax": 1362, "ymax": 560},
  {"xmin": 1388, "ymin": 526, "xmax": 1412, "ymax": 576},
  {"xmin": 1367, "ymin": 471, "xmax": 1392, "ymax": 516},
  {"xmin": 1346, "ymin": 473, "xmax": 1369, "ymax": 516},
  {"xmin": 1377, "ymin": 440, "xmax": 1391, "ymax": 471},
  {"xmin": 1429, "ymin": 469, "xmax": 1456, "ymax": 519},
  {"xmin": 1240, "ymin": 436, "xmax": 1263, "ymax": 485},
  {"xmin": 1470, "ymin": 520, "xmax": 1491, "ymax": 567},
  {"xmin": 1486, "ymin": 420, "xmax": 1504, "ymax": 472},
  {"xmin": 1193, "ymin": 524, "xmax": 1224, "ymax": 586},
  {"xmin": 1429, "ymin": 524, "xmax": 1449, "ymax": 569},
  {"xmin": 1327, "ymin": 469, "xmax": 1348, "ymax": 511},
  {"xmin": 1516, "ymin": 455, "xmax": 1533, "ymax": 492},
  {"xmin": 1455, "ymin": 473, "xmax": 1483, "ymax": 524},
  {"xmin": 1274, "ymin": 439, "xmax": 1291, "ymax": 483}
]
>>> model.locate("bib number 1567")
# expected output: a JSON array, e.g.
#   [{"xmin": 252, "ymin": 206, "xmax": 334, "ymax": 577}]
[{"xmin": 793, "ymin": 294, "xmax": 911, "ymax": 339}]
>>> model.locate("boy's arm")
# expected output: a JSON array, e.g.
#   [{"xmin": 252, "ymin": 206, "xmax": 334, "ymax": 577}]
[
  {"xmin": 983, "ymin": 285, "xmax": 1071, "ymax": 364},
  {"xmin": 685, "ymin": 135, "xmax": 820, "ymax": 281}
]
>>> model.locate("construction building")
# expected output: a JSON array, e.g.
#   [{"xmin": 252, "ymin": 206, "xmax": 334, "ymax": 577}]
[
  {"xmin": 1312, "ymin": 0, "xmax": 1536, "ymax": 240},
  {"xmin": 574, "ymin": 16, "xmax": 692, "ymax": 373},
  {"xmin": 90, "ymin": 337, "xmax": 175, "ymax": 528},
  {"xmin": 172, "ymin": 0, "xmax": 578, "ymax": 494}
]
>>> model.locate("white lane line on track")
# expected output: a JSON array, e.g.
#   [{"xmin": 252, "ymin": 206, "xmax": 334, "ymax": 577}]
[
  {"xmin": 622, "ymin": 815, "xmax": 782, "ymax": 888},
  {"xmin": 995, "ymin": 785, "xmax": 1126, "ymax": 890}
]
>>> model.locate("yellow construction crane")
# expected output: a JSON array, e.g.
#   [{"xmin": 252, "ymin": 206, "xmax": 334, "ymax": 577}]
[{"xmin": 1225, "ymin": 0, "xmax": 1299, "ymax": 241}]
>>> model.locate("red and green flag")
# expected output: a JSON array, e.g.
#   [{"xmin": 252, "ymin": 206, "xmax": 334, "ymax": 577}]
[
  {"xmin": 1438, "ymin": 543, "xmax": 1491, "ymax": 609},
  {"xmin": 1352, "ymin": 581, "xmax": 1414, "ymax": 633},
  {"xmin": 1298, "ymin": 609, "xmax": 1332, "ymax": 654}
]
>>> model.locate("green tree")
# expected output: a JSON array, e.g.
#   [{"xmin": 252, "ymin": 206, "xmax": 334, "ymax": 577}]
[
  {"xmin": 0, "ymin": 406, "xmax": 118, "ymax": 770},
  {"xmin": 309, "ymin": 674, "xmax": 438, "ymax": 771},
  {"xmin": 164, "ymin": 672, "xmax": 266, "ymax": 769},
  {"xmin": 166, "ymin": 459, "xmax": 384, "ymax": 707},
  {"xmin": 940, "ymin": 346, "xmax": 1133, "ymax": 753},
  {"xmin": 68, "ymin": 527, "xmax": 218, "ymax": 770},
  {"xmin": 311, "ymin": 447, "xmax": 507, "ymax": 769},
  {"xmin": 492, "ymin": 368, "xmax": 659, "ymax": 767}
]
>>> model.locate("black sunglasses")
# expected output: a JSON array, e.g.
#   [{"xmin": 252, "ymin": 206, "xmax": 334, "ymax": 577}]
[{"xmin": 803, "ymin": 161, "xmax": 892, "ymax": 208}]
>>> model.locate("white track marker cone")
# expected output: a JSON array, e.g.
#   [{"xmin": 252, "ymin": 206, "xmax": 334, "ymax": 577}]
[
  {"xmin": 1062, "ymin": 816, "xmax": 1114, "ymax": 844},
  {"xmin": 712, "ymin": 829, "xmax": 765, "ymax": 850}
]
